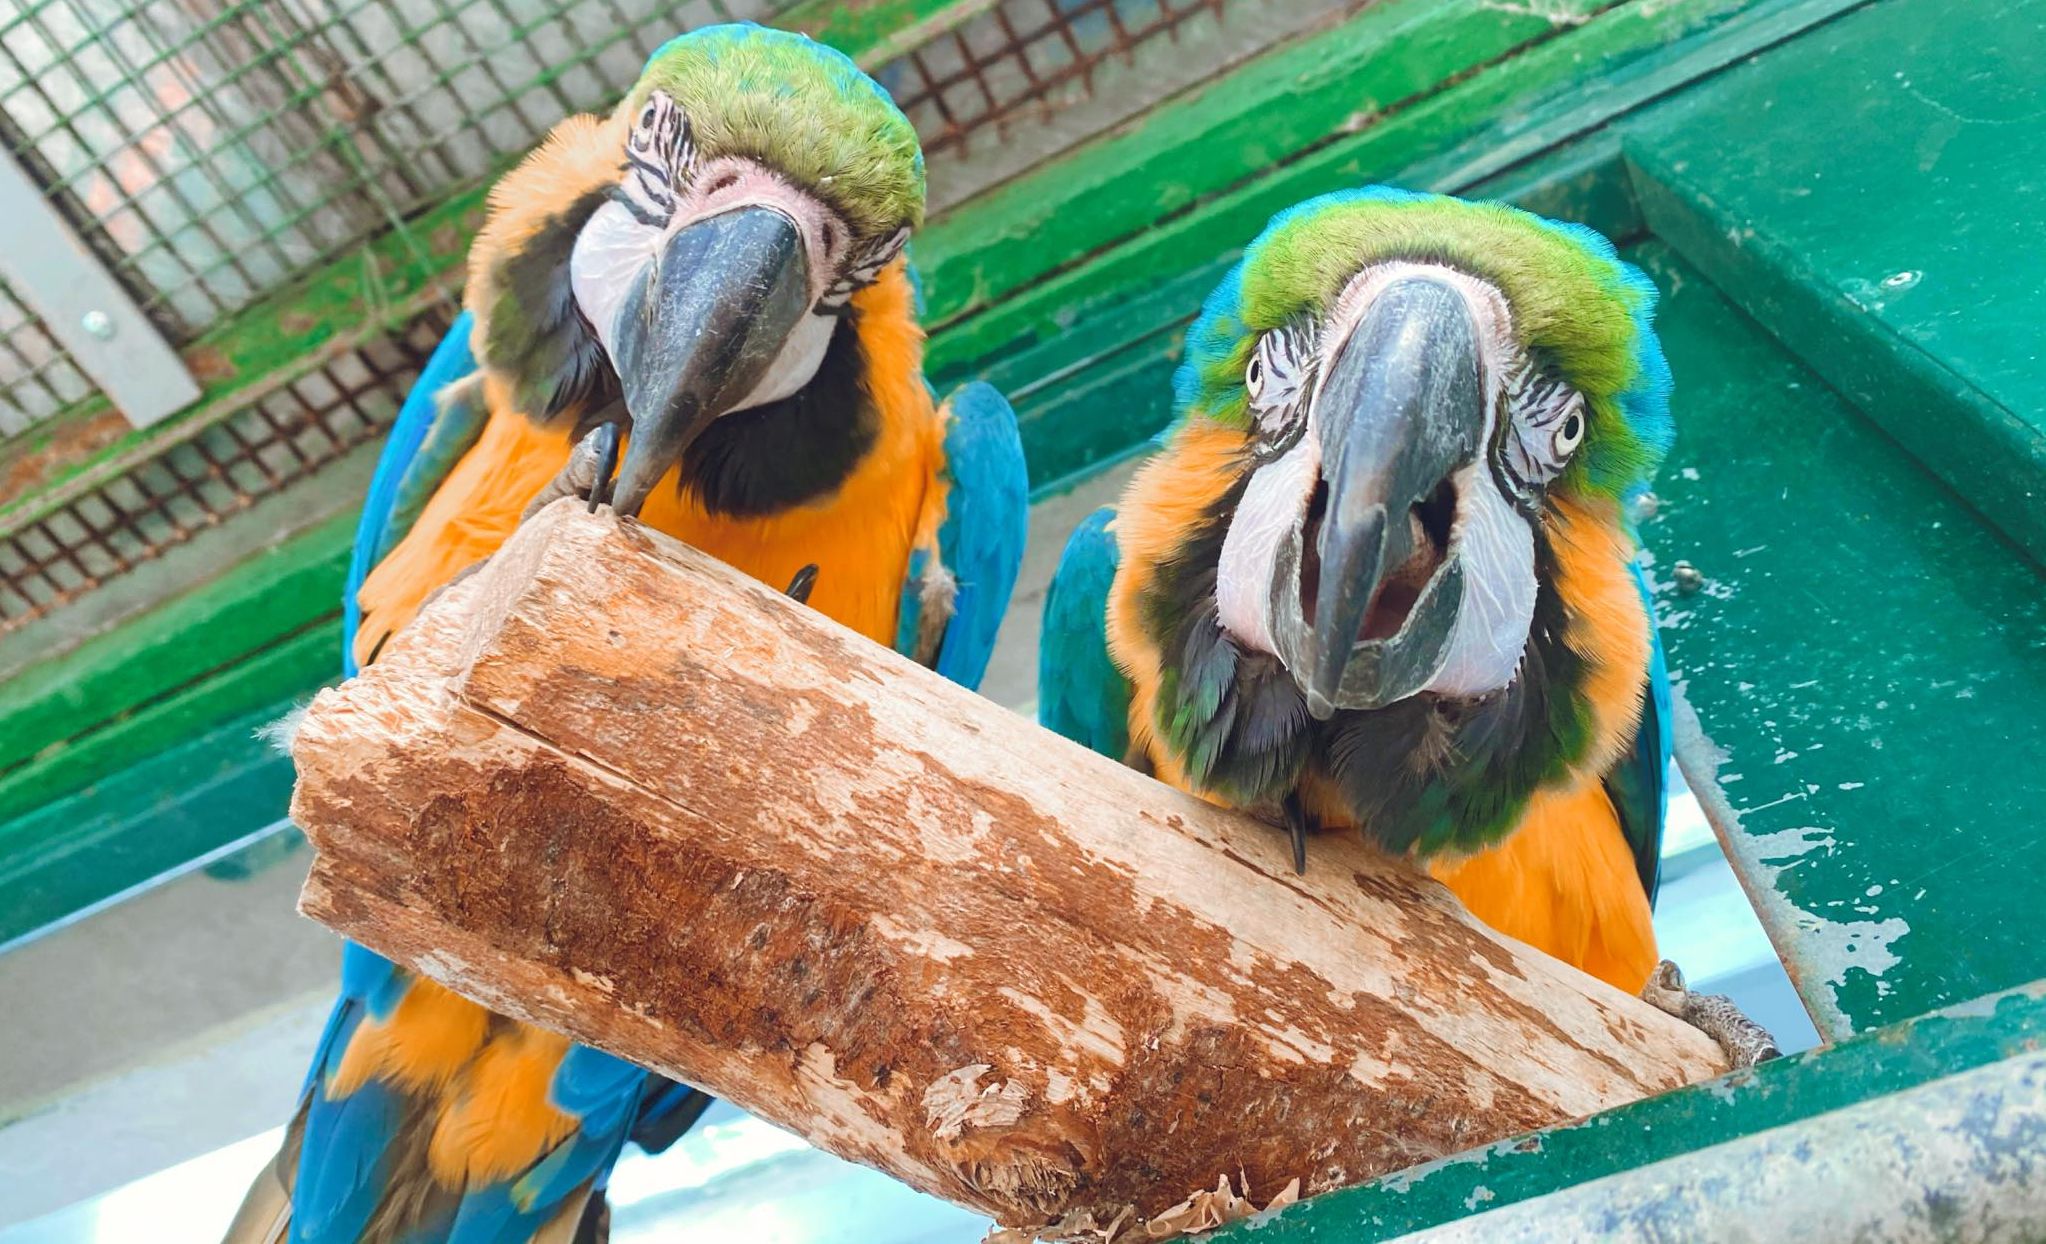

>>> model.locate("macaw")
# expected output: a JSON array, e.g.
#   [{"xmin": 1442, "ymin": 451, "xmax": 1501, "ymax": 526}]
[
  {"xmin": 228, "ymin": 25, "xmax": 1028, "ymax": 1243},
  {"xmin": 1040, "ymin": 187, "xmax": 1683, "ymax": 998}
]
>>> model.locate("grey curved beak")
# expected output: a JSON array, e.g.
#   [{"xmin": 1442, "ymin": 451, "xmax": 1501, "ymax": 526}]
[
  {"xmin": 604, "ymin": 205, "xmax": 812, "ymax": 517},
  {"xmin": 1273, "ymin": 275, "xmax": 1484, "ymax": 719}
]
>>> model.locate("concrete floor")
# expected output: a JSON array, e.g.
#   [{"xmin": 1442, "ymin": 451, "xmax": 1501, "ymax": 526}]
[{"xmin": 0, "ymin": 461, "xmax": 1142, "ymax": 1229}]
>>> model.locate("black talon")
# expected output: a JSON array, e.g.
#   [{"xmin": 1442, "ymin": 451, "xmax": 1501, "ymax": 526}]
[
  {"xmin": 785, "ymin": 563, "xmax": 819, "ymax": 604},
  {"xmin": 1284, "ymin": 793, "xmax": 1311, "ymax": 875},
  {"xmin": 587, "ymin": 421, "xmax": 622, "ymax": 513}
]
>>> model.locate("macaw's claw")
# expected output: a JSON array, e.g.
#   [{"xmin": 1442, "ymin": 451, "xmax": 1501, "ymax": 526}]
[
  {"xmin": 1641, "ymin": 959, "xmax": 1781, "ymax": 1069},
  {"xmin": 1283, "ymin": 793, "xmax": 1311, "ymax": 876},
  {"xmin": 586, "ymin": 420, "xmax": 621, "ymax": 514},
  {"xmin": 785, "ymin": 563, "xmax": 820, "ymax": 603},
  {"xmin": 521, "ymin": 421, "xmax": 624, "ymax": 521}
]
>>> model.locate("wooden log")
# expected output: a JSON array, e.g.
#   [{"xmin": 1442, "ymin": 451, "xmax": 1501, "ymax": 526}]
[{"xmin": 292, "ymin": 499, "xmax": 1726, "ymax": 1238}]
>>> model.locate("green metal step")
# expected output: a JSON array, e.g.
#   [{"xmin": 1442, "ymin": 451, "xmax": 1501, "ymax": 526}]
[
  {"xmin": 0, "ymin": 703, "xmax": 298, "ymax": 948},
  {"xmin": 1622, "ymin": 0, "xmax": 2046, "ymax": 560},
  {"xmin": 1629, "ymin": 236, "xmax": 2046, "ymax": 1038}
]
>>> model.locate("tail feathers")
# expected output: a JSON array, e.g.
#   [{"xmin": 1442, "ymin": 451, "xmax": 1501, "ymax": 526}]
[
  {"xmin": 221, "ymin": 1148, "xmax": 294, "ymax": 1244},
  {"xmin": 224, "ymin": 1094, "xmax": 310, "ymax": 1244}
]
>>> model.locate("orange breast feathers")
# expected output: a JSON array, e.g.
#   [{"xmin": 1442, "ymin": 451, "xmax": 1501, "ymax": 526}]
[
  {"xmin": 1428, "ymin": 496, "xmax": 1660, "ymax": 994},
  {"xmin": 1428, "ymin": 782, "xmax": 1657, "ymax": 994},
  {"xmin": 354, "ymin": 262, "xmax": 943, "ymax": 668}
]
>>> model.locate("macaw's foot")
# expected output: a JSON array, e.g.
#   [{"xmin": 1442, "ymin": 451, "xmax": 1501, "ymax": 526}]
[
  {"xmin": 524, "ymin": 421, "xmax": 623, "ymax": 520},
  {"xmin": 1641, "ymin": 959, "xmax": 1782, "ymax": 1069}
]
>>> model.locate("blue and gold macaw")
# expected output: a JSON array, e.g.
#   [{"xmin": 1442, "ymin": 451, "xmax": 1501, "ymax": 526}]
[
  {"xmin": 1041, "ymin": 188, "xmax": 1683, "ymax": 993},
  {"xmin": 229, "ymin": 25, "xmax": 1027, "ymax": 1242}
]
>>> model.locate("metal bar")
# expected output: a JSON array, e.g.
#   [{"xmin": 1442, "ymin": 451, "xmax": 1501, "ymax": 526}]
[
  {"xmin": 0, "ymin": 145, "xmax": 197, "ymax": 427},
  {"xmin": 1397, "ymin": 1048, "xmax": 2046, "ymax": 1243}
]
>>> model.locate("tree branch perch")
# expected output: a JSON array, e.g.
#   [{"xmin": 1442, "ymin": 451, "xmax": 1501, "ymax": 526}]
[{"xmin": 291, "ymin": 499, "xmax": 1725, "ymax": 1237}]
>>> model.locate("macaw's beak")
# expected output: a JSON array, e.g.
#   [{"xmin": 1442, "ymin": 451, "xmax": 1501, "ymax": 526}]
[
  {"xmin": 605, "ymin": 205, "xmax": 811, "ymax": 517},
  {"xmin": 1271, "ymin": 276, "xmax": 1484, "ymax": 719}
]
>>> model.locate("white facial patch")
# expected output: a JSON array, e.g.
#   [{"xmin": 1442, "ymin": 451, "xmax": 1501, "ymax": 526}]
[
  {"xmin": 1216, "ymin": 260, "xmax": 1543, "ymax": 701},
  {"xmin": 733, "ymin": 309, "xmax": 837, "ymax": 410},
  {"xmin": 1424, "ymin": 464, "xmax": 1536, "ymax": 697},
  {"xmin": 570, "ymin": 198, "xmax": 660, "ymax": 361},
  {"xmin": 1217, "ymin": 425, "xmax": 1319, "ymax": 656},
  {"xmin": 569, "ymin": 150, "xmax": 873, "ymax": 418}
]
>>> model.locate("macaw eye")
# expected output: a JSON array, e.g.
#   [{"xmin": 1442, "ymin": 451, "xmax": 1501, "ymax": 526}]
[
  {"xmin": 1499, "ymin": 366, "xmax": 1586, "ymax": 500},
  {"xmin": 1244, "ymin": 325, "xmax": 1314, "ymax": 460},
  {"xmin": 1553, "ymin": 409, "xmax": 1584, "ymax": 455}
]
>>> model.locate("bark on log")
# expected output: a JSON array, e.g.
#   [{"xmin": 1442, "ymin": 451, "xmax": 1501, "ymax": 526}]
[{"xmin": 292, "ymin": 499, "xmax": 1726, "ymax": 1238}]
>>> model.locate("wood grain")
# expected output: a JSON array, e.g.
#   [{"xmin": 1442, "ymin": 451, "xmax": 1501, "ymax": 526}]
[{"xmin": 292, "ymin": 499, "xmax": 1725, "ymax": 1236}]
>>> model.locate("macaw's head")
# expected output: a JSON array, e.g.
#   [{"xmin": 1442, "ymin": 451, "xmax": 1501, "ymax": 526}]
[
  {"xmin": 1111, "ymin": 188, "xmax": 1673, "ymax": 858},
  {"xmin": 466, "ymin": 23, "xmax": 925, "ymax": 515}
]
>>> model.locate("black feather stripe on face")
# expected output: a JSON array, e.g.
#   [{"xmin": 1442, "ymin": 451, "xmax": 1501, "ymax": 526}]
[
  {"xmin": 483, "ymin": 185, "xmax": 617, "ymax": 425},
  {"xmin": 678, "ymin": 309, "xmax": 879, "ymax": 519}
]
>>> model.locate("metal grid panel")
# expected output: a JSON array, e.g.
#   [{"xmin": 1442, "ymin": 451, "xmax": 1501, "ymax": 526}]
[
  {"xmin": 0, "ymin": 305, "xmax": 454, "ymax": 629},
  {"xmin": 0, "ymin": 277, "xmax": 94, "ymax": 436},
  {"xmin": 0, "ymin": 0, "xmax": 780, "ymax": 346},
  {"xmin": 0, "ymin": 0, "xmax": 1248, "ymax": 628},
  {"xmin": 878, "ymin": 0, "xmax": 1227, "ymax": 159}
]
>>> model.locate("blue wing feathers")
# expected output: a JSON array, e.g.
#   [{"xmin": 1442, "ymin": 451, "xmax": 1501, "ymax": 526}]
[
  {"xmin": 344, "ymin": 310, "xmax": 480, "ymax": 677},
  {"xmin": 1606, "ymin": 560, "xmax": 1672, "ymax": 905},
  {"xmin": 1037, "ymin": 507, "xmax": 1132, "ymax": 761},
  {"xmin": 922, "ymin": 381, "xmax": 1029, "ymax": 690}
]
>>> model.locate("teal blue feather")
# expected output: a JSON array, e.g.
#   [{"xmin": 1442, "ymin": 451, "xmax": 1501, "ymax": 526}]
[
  {"xmin": 1604, "ymin": 559, "xmax": 1672, "ymax": 904},
  {"xmin": 1037, "ymin": 507, "xmax": 1130, "ymax": 760},
  {"xmin": 895, "ymin": 381, "xmax": 1029, "ymax": 688}
]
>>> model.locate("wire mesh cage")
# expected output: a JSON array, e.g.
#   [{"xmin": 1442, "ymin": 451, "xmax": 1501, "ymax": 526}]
[
  {"xmin": 878, "ymin": 0, "xmax": 1225, "ymax": 160},
  {"xmin": 0, "ymin": 0, "xmax": 783, "ymax": 344},
  {"xmin": 0, "ymin": 0, "xmax": 1288, "ymax": 635}
]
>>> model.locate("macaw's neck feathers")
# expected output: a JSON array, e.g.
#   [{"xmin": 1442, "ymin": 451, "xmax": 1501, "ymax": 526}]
[
  {"xmin": 1305, "ymin": 545, "xmax": 1592, "ymax": 857},
  {"xmin": 466, "ymin": 113, "xmax": 623, "ymax": 425},
  {"xmin": 682, "ymin": 309, "xmax": 879, "ymax": 518}
]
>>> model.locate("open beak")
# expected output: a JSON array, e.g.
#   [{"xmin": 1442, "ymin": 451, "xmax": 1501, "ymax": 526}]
[
  {"xmin": 603, "ymin": 205, "xmax": 812, "ymax": 516},
  {"xmin": 1268, "ymin": 275, "xmax": 1485, "ymax": 719}
]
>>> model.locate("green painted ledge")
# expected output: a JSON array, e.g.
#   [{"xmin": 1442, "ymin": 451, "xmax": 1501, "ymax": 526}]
[
  {"xmin": 911, "ymin": 0, "xmax": 1631, "ymax": 330},
  {"xmin": 1622, "ymin": 0, "xmax": 2046, "ymax": 562},
  {"xmin": 1211, "ymin": 982, "xmax": 2046, "ymax": 1241},
  {"xmin": 1631, "ymin": 236, "xmax": 2046, "ymax": 1038},
  {"xmin": 923, "ymin": 0, "xmax": 1811, "ymax": 381},
  {"xmin": 0, "ymin": 512, "xmax": 352, "ymax": 775},
  {"xmin": 0, "ymin": 704, "xmax": 300, "ymax": 948}
]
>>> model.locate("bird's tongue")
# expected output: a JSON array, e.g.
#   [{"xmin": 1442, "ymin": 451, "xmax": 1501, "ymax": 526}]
[{"xmin": 1299, "ymin": 476, "xmax": 1454, "ymax": 644}]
